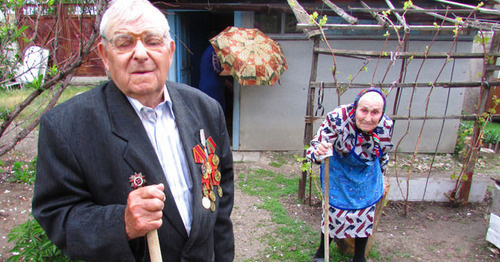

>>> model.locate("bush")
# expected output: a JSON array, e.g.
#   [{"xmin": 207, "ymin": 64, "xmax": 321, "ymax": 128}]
[
  {"xmin": 455, "ymin": 121, "xmax": 500, "ymax": 156},
  {"xmin": 6, "ymin": 157, "xmax": 80, "ymax": 261},
  {"xmin": 483, "ymin": 129, "xmax": 500, "ymax": 144},
  {"xmin": 454, "ymin": 122, "xmax": 474, "ymax": 157},
  {"xmin": 8, "ymin": 157, "xmax": 37, "ymax": 185},
  {"xmin": 7, "ymin": 217, "xmax": 72, "ymax": 262}
]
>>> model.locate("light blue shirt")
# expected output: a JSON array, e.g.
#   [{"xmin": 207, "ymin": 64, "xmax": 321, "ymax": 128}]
[{"xmin": 127, "ymin": 87, "xmax": 193, "ymax": 234}]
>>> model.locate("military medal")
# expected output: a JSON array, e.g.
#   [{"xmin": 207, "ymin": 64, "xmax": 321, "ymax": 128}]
[
  {"xmin": 214, "ymin": 170, "xmax": 221, "ymax": 182},
  {"xmin": 201, "ymin": 163, "xmax": 207, "ymax": 175},
  {"xmin": 129, "ymin": 172, "xmax": 146, "ymax": 189},
  {"xmin": 209, "ymin": 191, "xmax": 216, "ymax": 202},
  {"xmin": 202, "ymin": 197, "xmax": 211, "ymax": 209},
  {"xmin": 212, "ymin": 154, "xmax": 219, "ymax": 166},
  {"xmin": 204, "ymin": 162, "xmax": 212, "ymax": 175},
  {"xmin": 193, "ymin": 129, "xmax": 223, "ymax": 212},
  {"xmin": 210, "ymin": 201, "xmax": 216, "ymax": 212}
]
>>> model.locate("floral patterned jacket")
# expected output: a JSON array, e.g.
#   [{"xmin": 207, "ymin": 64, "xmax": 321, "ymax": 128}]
[{"xmin": 306, "ymin": 104, "xmax": 394, "ymax": 173}]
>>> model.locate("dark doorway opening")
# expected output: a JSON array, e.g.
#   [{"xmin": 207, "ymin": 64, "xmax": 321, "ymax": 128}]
[{"xmin": 177, "ymin": 11, "xmax": 234, "ymax": 139}]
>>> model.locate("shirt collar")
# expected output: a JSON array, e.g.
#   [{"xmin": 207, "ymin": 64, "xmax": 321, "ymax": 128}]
[{"xmin": 126, "ymin": 85, "xmax": 174, "ymax": 119}]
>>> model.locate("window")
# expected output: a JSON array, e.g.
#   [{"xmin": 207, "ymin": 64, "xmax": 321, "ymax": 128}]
[{"xmin": 254, "ymin": 13, "xmax": 299, "ymax": 35}]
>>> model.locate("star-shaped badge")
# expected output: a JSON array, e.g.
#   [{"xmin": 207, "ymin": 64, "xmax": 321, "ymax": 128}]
[{"xmin": 129, "ymin": 172, "xmax": 146, "ymax": 189}]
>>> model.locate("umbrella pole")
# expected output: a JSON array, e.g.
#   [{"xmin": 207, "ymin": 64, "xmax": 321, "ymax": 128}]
[{"xmin": 324, "ymin": 157, "xmax": 330, "ymax": 262}]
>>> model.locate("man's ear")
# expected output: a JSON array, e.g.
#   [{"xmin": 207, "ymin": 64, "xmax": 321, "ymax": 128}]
[
  {"xmin": 166, "ymin": 40, "xmax": 176, "ymax": 66},
  {"xmin": 97, "ymin": 42, "xmax": 109, "ymax": 72},
  {"xmin": 170, "ymin": 40, "xmax": 176, "ymax": 53},
  {"xmin": 169, "ymin": 40, "xmax": 176, "ymax": 56}
]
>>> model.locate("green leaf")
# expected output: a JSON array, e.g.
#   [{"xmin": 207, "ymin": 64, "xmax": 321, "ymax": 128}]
[
  {"xmin": 319, "ymin": 15, "xmax": 328, "ymax": 27},
  {"xmin": 403, "ymin": 0, "xmax": 413, "ymax": 10},
  {"xmin": 474, "ymin": 2, "xmax": 484, "ymax": 10},
  {"xmin": 309, "ymin": 12, "xmax": 319, "ymax": 24}
]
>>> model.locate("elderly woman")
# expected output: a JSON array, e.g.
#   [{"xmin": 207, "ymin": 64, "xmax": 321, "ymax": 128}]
[{"xmin": 307, "ymin": 88, "xmax": 393, "ymax": 262}]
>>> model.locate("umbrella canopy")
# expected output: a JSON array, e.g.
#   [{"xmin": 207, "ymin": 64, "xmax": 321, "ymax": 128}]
[{"xmin": 209, "ymin": 26, "xmax": 288, "ymax": 86}]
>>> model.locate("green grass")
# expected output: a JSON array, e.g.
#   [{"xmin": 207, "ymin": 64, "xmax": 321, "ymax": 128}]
[
  {"xmin": 462, "ymin": 120, "xmax": 500, "ymax": 143},
  {"xmin": 237, "ymin": 168, "xmax": 365, "ymax": 261},
  {"xmin": 269, "ymin": 152, "xmax": 295, "ymax": 168},
  {"xmin": 0, "ymin": 85, "xmax": 93, "ymax": 122}
]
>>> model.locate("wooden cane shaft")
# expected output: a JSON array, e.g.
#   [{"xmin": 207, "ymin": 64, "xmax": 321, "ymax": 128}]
[
  {"xmin": 324, "ymin": 157, "xmax": 330, "ymax": 262},
  {"xmin": 147, "ymin": 229, "xmax": 162, "ymax": 262}
]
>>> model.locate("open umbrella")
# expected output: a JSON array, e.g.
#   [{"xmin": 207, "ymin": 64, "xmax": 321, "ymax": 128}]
[{"xmin": 209, "ymin": 26, "xmax": 288, "ymax": 86}]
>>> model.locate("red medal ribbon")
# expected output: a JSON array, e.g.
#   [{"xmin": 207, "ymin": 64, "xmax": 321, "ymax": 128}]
[{"xmin": 192, "ymin": 145, "xmax": 205, "ymax": 163}]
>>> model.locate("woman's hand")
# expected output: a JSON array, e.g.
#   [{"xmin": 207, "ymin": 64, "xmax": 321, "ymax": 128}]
[{"xmin": 314, "ymin": 142, "xmax": 333, "ymax": 157}]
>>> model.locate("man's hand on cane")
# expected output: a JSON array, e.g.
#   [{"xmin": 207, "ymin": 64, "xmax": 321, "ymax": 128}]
[{"xmin": 125, "ymin": 183, "xmax": 165, "ymax": 240}]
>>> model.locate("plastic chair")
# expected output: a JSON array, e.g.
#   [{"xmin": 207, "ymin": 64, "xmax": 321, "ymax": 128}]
[{"xmin": 5, "ymin": 46, "xmax": 50, "ymax": 90}]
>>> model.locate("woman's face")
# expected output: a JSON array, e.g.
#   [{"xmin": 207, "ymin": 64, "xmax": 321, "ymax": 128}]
[{"xmin": 355, "ymin": 92, "xmax": 384, "ymax": 132}]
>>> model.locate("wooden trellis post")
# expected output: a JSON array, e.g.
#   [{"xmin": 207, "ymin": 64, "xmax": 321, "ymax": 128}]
[
  {"xmin": 457, "ymin": 31, "xmax": 500, "ymax": 203},
  {"xmin": 299, "ymin": 36, "xmax": 320, "ymax": 203}
]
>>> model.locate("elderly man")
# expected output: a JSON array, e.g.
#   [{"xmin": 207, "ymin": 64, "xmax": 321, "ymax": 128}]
[{"xmin": 32, "ymin": 0, "xmax": 234, "ymax": 261}]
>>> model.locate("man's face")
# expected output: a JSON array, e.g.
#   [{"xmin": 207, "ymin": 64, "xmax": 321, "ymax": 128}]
[
  {"xmin": 355, "ymin": 93, "xmax": 384, "ymax": 132},
  {"xmin": 98, "ymin": 16, "xmax": 175, "ymax": 104}
]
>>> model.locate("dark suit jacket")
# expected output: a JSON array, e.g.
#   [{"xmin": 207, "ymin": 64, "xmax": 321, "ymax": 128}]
[{"xmin": 32, "ymin": 81, "xmax": 234, "ymax": 261}]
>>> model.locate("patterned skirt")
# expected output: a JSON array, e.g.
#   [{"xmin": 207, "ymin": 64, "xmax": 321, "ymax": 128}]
[{"xmin": 321, "ymin": 203, "xmax": 376, "ymax": 239}]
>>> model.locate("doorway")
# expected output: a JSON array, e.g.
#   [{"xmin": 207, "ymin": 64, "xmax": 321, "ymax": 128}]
[{"xmin": 175, "ymin": 11, "xmax": 234, "ymax": 139}]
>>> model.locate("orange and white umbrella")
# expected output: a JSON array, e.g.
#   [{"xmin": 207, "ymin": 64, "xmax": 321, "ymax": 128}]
[{"xmin": 209, "ymin": 26, "xmax": 288, "ymax": 86}]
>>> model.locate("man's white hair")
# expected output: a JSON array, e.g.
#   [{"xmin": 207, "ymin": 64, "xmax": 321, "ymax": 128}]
[{"xmin": 100, "ymin": 0, "xmax": 171, "ymax": 42}]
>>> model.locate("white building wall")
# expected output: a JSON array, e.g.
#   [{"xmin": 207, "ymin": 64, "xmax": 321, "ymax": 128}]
[{"xmin": 238, "ymin": 37, "xmax": 474, "ymax": 153}]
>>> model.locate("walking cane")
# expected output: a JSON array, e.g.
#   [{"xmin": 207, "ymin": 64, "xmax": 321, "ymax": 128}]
[
  {"xmin": 147, "ymin": 230, "xmax": 162, "ymax": 262},
  {"xmin": 129, "ymin": 172, "xmax": 163, "ymax": 262},
  {"xmin": 323, "ymin": 157, "xmax": 330, "ymax": 262}
]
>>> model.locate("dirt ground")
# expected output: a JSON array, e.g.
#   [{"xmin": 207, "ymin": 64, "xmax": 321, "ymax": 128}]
[
  {"xmin": 232, "ymin": 152, "xmax": 500, "ymax": 262},
  {"xmin": 1, "ymin": 131, "xmax": 500, "ymax": 261}
]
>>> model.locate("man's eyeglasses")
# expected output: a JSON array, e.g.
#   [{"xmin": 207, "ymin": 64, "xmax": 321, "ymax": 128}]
[{"xmin": 102, "ymin": 31, "xmax": 168, "ymax": 53}]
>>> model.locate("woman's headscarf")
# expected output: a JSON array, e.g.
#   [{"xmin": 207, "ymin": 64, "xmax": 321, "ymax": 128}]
[
  {"xmin": 351, "ymin": 87, "xmax": 387, "ymax": 118},
  {"xmin": 349, "ymin": 87, "xmax": 387, "ymax": 157}
]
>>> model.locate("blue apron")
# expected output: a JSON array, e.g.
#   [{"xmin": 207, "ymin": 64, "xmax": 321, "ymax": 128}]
[{"xmin": 320, "ymin": 149, "xmax": 383, "ymax": 210}]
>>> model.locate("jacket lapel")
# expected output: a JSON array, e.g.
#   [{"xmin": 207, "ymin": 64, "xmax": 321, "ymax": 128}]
[
  {"xmin": 166, "ymin": 83, "xmax": 207, "ymax": 243},
  {"xmin": 104, "ymin": 82, "xmax": 188, "ymax": 238}
]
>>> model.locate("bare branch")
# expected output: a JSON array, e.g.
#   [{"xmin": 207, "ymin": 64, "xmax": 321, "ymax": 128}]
[
  {"xmin": 385, "ymin": 0, "xmax": 409, "ymax": 32},
  {"xmin": 360, "ymin": 1, "xmax": 388, "ymax": 27},
  {"xmin": 0, "ymin": 0, "xmax": 107, "ymax": 156},
  {"xmin": 321, "ymin": 0, "xmax": 358, "ymax": 25},
  {"xmin": 435, "ymin": 0, "xmax": 500, "ymax": 15}
]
